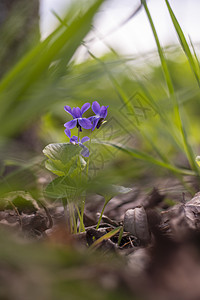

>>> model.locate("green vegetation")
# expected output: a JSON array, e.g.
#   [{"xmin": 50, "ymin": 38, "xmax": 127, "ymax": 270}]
[{"xmin": 1, "ymin": 0, "xmax": 200, "ymax": 298}]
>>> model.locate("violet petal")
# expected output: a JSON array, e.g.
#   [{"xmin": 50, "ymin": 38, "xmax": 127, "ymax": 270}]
[
  {"xmin": 64, "ymin": 119, "xmax": 77, "ymax": 129},
  {"xmin": 78, "ymin": 118, "xmax": 93, "ymax": 129},
  {"xmin": 72, "ymin": 107, "xmax": 81, "ymax": 118},
  {"xmin": 100, "ymin": 106, "xmax": 108, "ymax": 118},
  {"xmin": 92, "ymin": 117, "xmax": 99, "ymax": 131},
  {"xmin": 80, "ymin": 145, "xmax": 90, "ymax": 157},
  {"xmin": 64, "ymin": 105, "xmax": 72, "ymax": 115},
  {"xmin": 70, "ymin": 136, "xmax": 78, "ymax": 144},
  {"xmin": 81, "ymin": 136, "xmax": 90, "ymax": 144},
  {"xmin": 64, "ymin": 128, "xmax": 71, "ymax": 138},
  {"xmin": 81, "ymin": 103, "xmax": 90, "ymax": 115},
  {"xmin": 92, "ymin": 101, "xmax": 101, "ymax": 115}
]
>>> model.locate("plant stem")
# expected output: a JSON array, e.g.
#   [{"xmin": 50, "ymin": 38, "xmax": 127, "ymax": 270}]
[
  {"xmin": 75, "ymin": 203, "xmax": 85, "ymax": 232},
  {"xmin": 77, "ymin": 153, "xmax": 86, "ymax": 232},
  {"xmin": 71, "ymin": 203, "xmax": 77, "ymax": 234},
  {"xmin": 80, "ymin": 196, "xmax": 85, "ymax": 226},
  {"xmin": 96, "ymin": 199, "xmax": 108, "ymax": 230},
  {"xmin": 80, "ymin": 130, "xmax": 92, "ymax": 229},
  {"xmin": 67, "ymin": 202, "xmax": 73, "ymax": 234}
]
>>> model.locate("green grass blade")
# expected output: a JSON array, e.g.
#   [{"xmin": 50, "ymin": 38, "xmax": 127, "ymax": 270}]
[
  {"xmin": 142, "ymin": 0, "xmax": 199, "ymax": 174},
  {"xmin": 90, "ymin": 227, "xmax": 121, "ymax": 250},
  {"xmin": 96, "ymin": 140, "xmax": 195, "ymax": 176},
  {"xmin": 189, "ymin": 36, "xmax": 200, "ymax": 74},
  {"xmin": 141, "ymin": 0, "xmax": 174, "ymax": 97},
  {"xmin": 0, "ymin": 0, "xmax": 104, "ymax": 137},
  {"xmin": 88, "ymin": 51, "xmax": 140, "ymax": 128},
  {"xmin": 165, "ymin": 0, "xmax": 200, "ymax": 86},
  {"xmin": 88, "ymin": 50, "xmax": 178, "ymax": 164}
]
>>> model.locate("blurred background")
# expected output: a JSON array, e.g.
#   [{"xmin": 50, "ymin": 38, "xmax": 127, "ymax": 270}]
[
  {"xmin": 40, "ymin": 0, "xmax": 200, "ymax": 57},
  {"xmin": 1, "ymin": 0, "xmax": 200, "ymax": 201},
  {"xmin": 1, "ymin": 1, "xmax": 200, "ymax": 299}
]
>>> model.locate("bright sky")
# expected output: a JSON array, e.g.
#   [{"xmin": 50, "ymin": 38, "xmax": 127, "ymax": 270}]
[{"xmin": 40, "ymin": 0, "xmax": 200, "ymax": 58}]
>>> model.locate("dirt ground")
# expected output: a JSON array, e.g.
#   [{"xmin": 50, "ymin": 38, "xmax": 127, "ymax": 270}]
[{"xmin": 1, "ymin": 176, "xmax": 200, "ymax": 300}]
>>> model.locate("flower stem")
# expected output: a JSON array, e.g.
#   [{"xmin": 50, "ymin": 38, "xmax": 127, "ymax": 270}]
[
  {"xmin": 80, "ymin": 130, "xmax": 92, "ymax": 229},
  {"xmin": 78, "ymin": 126, "xmax": 81, "ymax": 141},
  {"xmin": 77, "ymin": 153, "xmax": 86, "ymax": 232}
]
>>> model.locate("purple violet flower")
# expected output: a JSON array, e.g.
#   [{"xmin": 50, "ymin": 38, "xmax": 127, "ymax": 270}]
[
  {"xmin": 89, "ymin": 101, "xmax": 109, "ymax": 130},
  {"xmin": 64, "ymin": 103, "xmax": 92, "ymax": 138},
  {"xmin": 70, "ymin": 136, "xmax": 90, "ymax": 157}
]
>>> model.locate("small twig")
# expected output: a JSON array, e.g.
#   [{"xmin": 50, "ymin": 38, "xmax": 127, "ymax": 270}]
[
  {"xmin": 181, "ymin": 192, "xmax": 186, "ymax": 204},
  {"xmin": 129, "ymin": 236, "xmax": 134, "ymax": 248},
  {"xmin": 101, "ymin": 215, "xmax": 121, "ymax": 227},
  {"xmin": 118, "ymin": 226, "xmax": 124, "ymax": 246},
  {"xmin": 121, "ymin": 240, "xmax": 131, "ymax": 248},
  {"xmin": 38, "ymin": 200, "xmax": 53, "ymax": 229},
  {"xmin": 8, "ymin": 200, "xmax": 22, "ymax": 228}
]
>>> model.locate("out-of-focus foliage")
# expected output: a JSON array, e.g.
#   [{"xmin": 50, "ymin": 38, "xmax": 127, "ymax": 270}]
[
  {"xmin": 0, "ymin": 229, "xmax": 132, "ymax": 300},
  {"xmin": 1, "ymin": 0, "xmax": 200, "ymax": 299},
  {"xmin": 0, "ymin": 0, "xmax": 40, "ymax": 77},
  {"xmin": 0, "ymin": 0, "xmax": 105, "ymax": 198},
  {"xmin": 0, "ymin": 0, "xmax": 104, "ymax": 138},
  {"xmin": 1, "ymin": 0, "xmax": 200, "ymax": 199}
]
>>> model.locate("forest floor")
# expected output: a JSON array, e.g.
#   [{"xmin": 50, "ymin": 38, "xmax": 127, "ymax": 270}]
[{"xmin": 1, "ymin": 175, "xmax": 200, "ymax": 300}]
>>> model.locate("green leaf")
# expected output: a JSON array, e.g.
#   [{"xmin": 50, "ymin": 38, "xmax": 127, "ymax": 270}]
[
  {"xmin": 196, "ymin": 156, "xmax": 200, "ymax": 168},
  {"xmin": 45, "ymin": 176, "xmax": 83, "ymax": 200},
  {"xmin": 0, "ymin": 191, "xmax": 39, "ymax": 212},
  {"xmin": 165, "ymin": 0, "xmax": 200, "ymax": 86},
  {"xmin": 142, "ymin": 0, "xmax": 174, "ymax": 97},
  {"xmin": 111, "ymin": 185, "xmax": 132, "ymax": 194},
  {"xmin": 103, "ymin": 185, "xmax": 132, "ymax": 204},
  {"xmin": 45, "ymin": 159, "xmax": 66, "ymax": 177},
  {"xmin": 0, "ymin": 0, "xmax": 104, "ymax": 138},
  {"xmin": 142, "ymin": 0, "xmax": 199, "ymax": 174},
  {"xmin": 43, "ymin": 143, "xmax": 81, "ymax": 163},
  {"xmin": 90, "ymin": 227, "xmax": 121, "ymax": 250},
  {"xmin": 0, "ymin": 161, "xmax": 37, "ymax": 197},
  {"xmin": 43, "ymin": 143, "xmax": 86, "ymax": 177},
  {"xmin": 96, "ymin": 140, "xmax": 195, "ymax": 176}
]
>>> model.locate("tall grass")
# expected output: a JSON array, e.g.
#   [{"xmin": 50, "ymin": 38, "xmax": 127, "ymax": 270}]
[
  {"xmin": 1, "ymin": 0, "xmax": 200, "ymax": 199},
  {"xmin": 0, "ymin": 0, "xmax": 105, "ymax": 196},
  {"xmin": 1, "ymin": 2, "xmax": 200, "ymax": 298},
  {"xmin": 90, "ymin": 0, "xmax": 200, "ymax": 183},
  {"xmin": 0, "ymin": 0, "xmax": 104, "ymax": 138}
]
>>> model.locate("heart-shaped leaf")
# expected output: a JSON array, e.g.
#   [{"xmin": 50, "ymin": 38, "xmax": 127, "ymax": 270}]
[
  {"xmin": 103, "ymin": 185, "xmax": 132, "ymax": 204},
  {"xmin": 44, "ymin": 176, "xmax": 83, "ymax": 201},
  {"xmin": 43, "ymin": 143, "xmax": 86, "ymax": 177}
]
